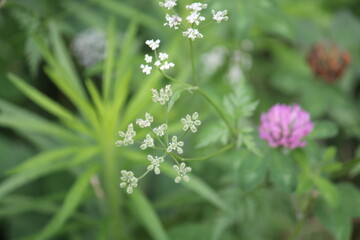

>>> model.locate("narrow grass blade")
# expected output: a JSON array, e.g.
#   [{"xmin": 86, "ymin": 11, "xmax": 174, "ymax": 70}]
[
  {"xmin": 130, "ymin": 190, "xmax": 168, "ymax": 240},
  {"xmin": 92, "ymin": 0, "xmax": 161, "ymax": 31},
  {"xmin": 0, "ymin": 147, "xmax": 99, "ymax": 199},
  {"xmin": 34, "ymin": 164, "xmax": 99, "ymax": 240},
  {"xmin": 8, "ymin": 73, "xmax": 74, "ymax": 122},
  {"xmin": 103, "ymin": 16, "xmax": 116, "ymax": 101}
]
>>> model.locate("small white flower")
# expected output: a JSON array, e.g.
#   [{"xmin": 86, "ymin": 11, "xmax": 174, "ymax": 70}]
[
  {"xmin": 211, "ymin": 10, "xmax": 229, "ymax": 23},
  {"xmin": 181, "ymin": 112, "xmax": 201, "ymax": 133},
  {"xmin": 159, "ymin": 0, "xmax": 177, "ymax": 10},
  {"xmin": 153, "ymin": 124, "xmax": 167, "ymax": 136},
  {"xmin": 120, "ymin": 170, "xmax": 138, "ymax": 194},
  {"xmin": 145, "ymin": 39, "xmax": 160, "ymax": 50},
  {"xmin": 164, "ymin": 14, "xmax": 182, "ymax": 29},
  {"xmin": 140, "ymin": 134, "xmax": 154, "ymax": 150},
  {"xmin": 136, "ymin": 112, "xmax": 154, "ymax": 128},
  {"xmin": 173, "ymin": 162, "xmax": 192, "ymax": 183},
  {"xmin": 167, "ymin": 135, "xmax": 184, "ymax": 154},
  {"xmin": 160, "ymin": 61, "xmax": 175, "ymax": 70},
  {"xmin": 183, "ymin": 28, "xmax": 203, "ymax": 40},
  {"xmin": 140, "ymin": 64, "xmax": 152, "ymax": 75},
  {"xmin": 145, "ymin": 54, "xmax": 153, "ymax": 63},
  {"xmin": 115, "ymin": 124, "xmax": 136, "ymax": 146},
  {"xmin": 154, "ymin": 60, "xmax": 161, "ymax": 67},
  {"xmin": 147, "ymin": 155, "xmax": 164, "ymax": 175},
  {"xmin": 186, "ymin": 3, "xmax": 207, "ymax": 12},
  {"xmin": 186, "ymin": 11, "xmax": 205, "ymax": 25},
  {"xmin": 151, "ymin": 85, "xmax": 172, "ymax": 105},
  {"xmin": 159, "ymin": 52, "xmax": 169, "ymax": 61}
]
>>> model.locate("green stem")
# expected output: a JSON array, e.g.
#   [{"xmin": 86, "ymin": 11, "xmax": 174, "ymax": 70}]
[
  {"xmin": 196, "ymin": 88, "xmax": 237, "ymax": 138},
  {"xmin": 189, "ymin": 39, "xmax": 199, "ymax": 86},
  {"xmin": 159, "ymin": 70, "xmax": 194, "ymax": 88},
  {"xmin": 176, "ymin": 143, "xmax": 235, "ymax": 161},
  {"xmin": 288, "ymin": 194, "xmax": 315, "ymax": 240}
]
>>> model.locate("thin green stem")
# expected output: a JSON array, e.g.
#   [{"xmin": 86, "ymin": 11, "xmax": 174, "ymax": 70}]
[
  {"xmin": 196, "ymin": 88, "xmax": 237, "ymax": 138},
  {"xmin": 189, "ymin": 39, "xmax": 199, "ymax": 86},
  {"xmin": 288, "ymin": 194, "xmax": 315, "ymax": 240},
  {"xmin": 176, "ymin": 143, "xmax": 235, "ymax": 161},
  {"xmin": 159, "ymin": 70, "xmax": 194, "ymax": 88}
]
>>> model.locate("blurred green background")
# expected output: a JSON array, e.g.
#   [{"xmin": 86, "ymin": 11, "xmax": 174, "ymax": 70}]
[{"xmin": 0, "ymin": 0, "xmax": 360, "ymax": 239}]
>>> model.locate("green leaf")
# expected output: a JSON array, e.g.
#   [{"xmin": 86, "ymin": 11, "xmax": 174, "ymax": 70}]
[
  {"xmin": 8, "ymin": 73, "xmax": 74, "ymax": 122},
  {"xmin": 314, "ymin": 183, "xmax": 360, "ymax": 240},
  {"xmin": 196, "ymin": 122, "xmax": 229, "ymax": 148},
  {"xmin": 0, "ymin": 147, "xmax": 99, "ymax": 199},
  {"xmin": 161, "ymin": 163, "xmax": 229, "ymax": 212},
  {"xmin": 130, "ymin": 190, "xmax": 168, "ymax": 240},
  {"xmin": 8, "ymin": 147, "xmax": 78, "ymax": 174},
  {"xmin": 34, "ymin": 165, "xmax": 99, "ymax": 240},
  {"xmin": 93, "ymin": 0, "xmax": 161, "ymax": 31},
  {"xmin": 310, "ymin": 120, "xmax": 338, "ymax": 139},
  {"xmin": 48, "ymin": 21, "xmax": 86, "ymax": 100},
  {"xmin": 103, "ymin": 16, "xmax": 116, "ymax": 101},
  {"xmin": 167, "ymin": 85, "xmax": 186, "ymax": 112},
  {"xmin": 237, "ymin": 152, "xmax": 267, "ymax": 192},
  {"xmin": 313, "ymin": 176, "xmax": 339, "ymax": 208},
  {"xmin": 0, "ymin": 99, "xmax": 80, "ymax": 143},
  {"xmin": 269, "ymin": 150, "xmax": 296, "ymax": 192}
]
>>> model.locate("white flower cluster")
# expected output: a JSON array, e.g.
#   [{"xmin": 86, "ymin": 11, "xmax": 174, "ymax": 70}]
[
  {"xmin": 159, "ymin": 0, "xmax": 177, "ymax": 10},
  {"xmin": 153, "ymin": 124, "xmax": 167, "ymax": 136},
  {"xmin": 120, "ymin": 170, "xmax": 138, "ymax": 194},
  {"xmin": 174, "ymin": 162, "xmax": 192, "ymax": 183},
  {"xmin": 212, "ymin": 10, "xmax": 229, "ymax": 23},
  {"xmin": 160, "ymin": 1, "xmax": 228, "ymax": 41},
  {"xmin": 147, "ymin": 155, "xmax": 164, "ymax": 175},
  {"xmin": 181, "ymin": 112, "xmax": 201, "ymax": 133},
  {"xmin": 136, "ymin": 112, "xmax": 154, "ymax": 128},
  {"xmin": 164, "ymin": 14, "xmax": 182, "ymax": 29},
  {"xmin": 116, "ymin": 86, "xmax": 201, "ymax": 193},
  {"xmin": 115, "ymin": 124, "xmax": 136, "ymax": 146},
  {"xmin": 167, "ymin": 136, "xmax": 184, "ymax": 154},
  {"xmin": 141, "ymin": 134, "xmax": 154, "ymax": 150},
  {"xmin": 151, "ymin": 85, "xmax": 172, "ymax": 105},
  {"xmin": 140, "ymin": 40, "xmax": 175, "ymax": 75}
]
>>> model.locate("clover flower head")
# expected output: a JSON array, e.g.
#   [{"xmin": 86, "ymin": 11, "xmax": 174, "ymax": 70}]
[
  {"xmin": 159, "ymin": 0, "xmax": 177, "ymax": 10},
  {"xmin": 145, "ymin": 39, "xmax": 160, "ymax": 50},
  {"xmin": 259, "ymin": 104, "xmax": 314, "ymax": 149},
  {"xmin": 151, "ymin": 85, "xmax": 172, "ymax": 105},
  {"xmin": 186, "ymin": 11, "xmax": 206, "ymax": 25},
  {"xmin": 183, "ymin": 28, "xmax": 203, "ymax": 40},
  {"xmin": 145, "ymin": 54, "xmax": 153, "ymax": 63},
  {"xmin": 164, "ymin": 14, "xmax": 182, "ymax": 29},
  {"xmin": 140, "ymin": 64, "xmax": 152, "ymax": 75},
  {"xmin": 140, "ymin": 134, "xmax": 155, "ymax": 150},
  {"xmin": 159, "ymin": 52, "xmax": 169, "ymax": 61},
  {"xmin": 173, "ymin": 162, "xmax": 192, "ymax": 183},
  {"xmin": 181, "ymin": 112, "xmax": 201, "ymax": 133},
  {"xmin": 211, "ymin": 10, "xmax": 229, "ymax": 23},
  {"xmin": 160, "ymin": 61, "xmax": 175, "ymax": 70},
  {"xmin": 186, "ymin": 2, "xmax": 208, "ymax": 12},
  {"xmin": 120, "ymin": 170, "xmax": 138, "ymax": 194},
  {"xmin": 167, "ymin": 135, "xmax": 184, "ymax": 154},
  {"xmin": 115, "ymin": 123, "xmax": 136, "ymax": 146},
  {"xmin": 147, "ymin": 155, "xmax": 164, "ymax": 175},
  {"xmin": 136, "ymin": 112, "xmax": 154, "ymax": 128},
  {"xmin": 153, "ymin": 124, "xmax": 168, "ymax": 136}
]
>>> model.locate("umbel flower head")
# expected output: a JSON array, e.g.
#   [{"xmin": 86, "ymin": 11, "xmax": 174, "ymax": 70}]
[{"xmin": 259, "ymin": 104, "xmax": 314, "ymax": 149}]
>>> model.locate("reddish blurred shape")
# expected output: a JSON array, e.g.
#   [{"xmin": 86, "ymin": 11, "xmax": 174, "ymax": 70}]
[{"xmin": 307, "ymin": 42, "xmax": 351, "ymax": 83}]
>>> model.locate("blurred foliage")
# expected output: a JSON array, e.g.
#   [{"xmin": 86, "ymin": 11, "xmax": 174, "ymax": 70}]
[{"xmin": 1, "ymin": 0, "xmax": 360, "ymax": 239}]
